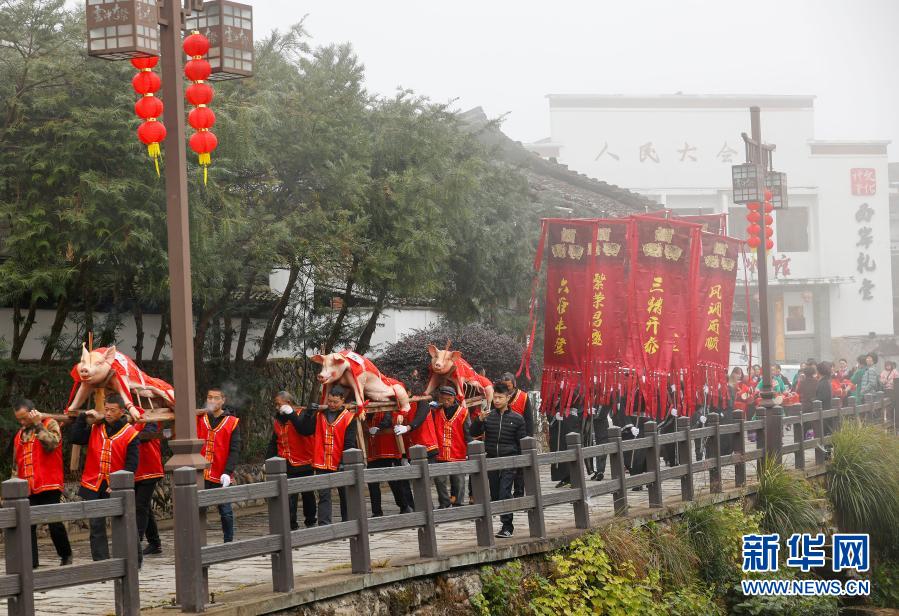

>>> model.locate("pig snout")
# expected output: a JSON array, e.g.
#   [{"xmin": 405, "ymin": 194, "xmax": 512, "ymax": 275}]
[{"xmin": 316, "ymin": 371, "xmax": 332, "ymax": 383}]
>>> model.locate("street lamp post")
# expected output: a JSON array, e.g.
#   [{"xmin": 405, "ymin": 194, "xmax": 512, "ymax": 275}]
[{"xmin": 732, "ymin": 106, "xmax": 788, "ymax": 407}]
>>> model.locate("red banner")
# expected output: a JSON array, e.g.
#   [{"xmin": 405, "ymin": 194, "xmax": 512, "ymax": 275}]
[
  {"xmin": 692, "ymin": 233, "xmax": 741, "ymax": 406},
  {"xmin": 627, "ymin": 217, "xmax": 699, "ymax": 417},
  {"xmin": 586, "ymin": 220, "xmax": 628, "ymax": 405},
  {"xmin": 540, "ymin": 220, "xmax": 594, "ymax": 413}
]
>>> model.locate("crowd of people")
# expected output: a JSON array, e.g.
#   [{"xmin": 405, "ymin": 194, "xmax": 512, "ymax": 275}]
[
  {"xmin": 727, "ymin": 352, "xmax": 896, "ymax": 413},
  {"xmin": 10, "ymin": 372, "xmax": 536, "ymax": 568},
  {"xmin": 12, "ymin": 353, "xmax": 893, "ymax": 569}
]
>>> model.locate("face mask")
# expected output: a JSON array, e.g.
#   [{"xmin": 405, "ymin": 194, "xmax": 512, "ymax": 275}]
[{"xmin": 279, "ymin": 404, "xmax": 293, "ymax": 414}]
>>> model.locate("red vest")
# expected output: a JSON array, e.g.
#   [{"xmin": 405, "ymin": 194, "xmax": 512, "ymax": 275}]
[
  {"xmin": 313, "ymin": 409, "xmax": 356, "ymax": 471},
  {"xmin": 433, "ymin": 406, "xmax": 469, "ymax": 462},
  {"xmin": 134, "ymin": 423, "xmax": 164, "ymax": 482},
  {"xmin": 14, "ymin": 420, "xmax": 64, "ymax": 495},
  {"xmin": 366, "ymin": 411, "xmax": 402, "ymax": 461},
  {"xmin": 198, "ymin": 414, "xmax": 240, "ymax": 483},
  {"xmin": 273, "ymin": 418, "xmax": 314, "ymax": 467},
  {"xmin": 509, "ymin": 390, "xmax": 528, "ymax": 416},
  {"xmin": 402, "ymin": 408, "xmax": 438, "ymax": 453},
  {"xmin": 81, "ymin": 422, "xmax": 139, "ymax": 492}
]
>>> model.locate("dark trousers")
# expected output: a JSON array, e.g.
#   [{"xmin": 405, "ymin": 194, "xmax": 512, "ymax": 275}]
[
  {"xmin": 288, "ymin": 465, "xmax": 317, "ymax": 529},
  {"xmin": 29, "ymin": 490, "xmax": 71, "ymax": 567},
  {"xmin": 145, "ymin": 506, "xmax": 160, "ymax": 546},
  {"xmin": 315, "ymin": 469, "xmax": 346, "ymax": 526},
  {"xmin": 488, "ymin": 467, "xmax": 515, "ymax": 531},
  {"xmin": 367, "ymin": 458, "xmax": 412, "ymax": 516},
  {"xmin": 134, "ymin": 478, "xmax": 159, "ymax": 547},
  {"xmin": 204, "ymin": 480, "xmax": 234, "ymax": 542},
  {"xmin": 79, "ymin": 483, "xmax": 112, "ymax": 561},
  {"xmin": 512, "ymin": 469, "xmax": 525, "ymax": 498},
  {"xmin": 434, "ymin": 461, "xmax": 466, "ymax": 508}
]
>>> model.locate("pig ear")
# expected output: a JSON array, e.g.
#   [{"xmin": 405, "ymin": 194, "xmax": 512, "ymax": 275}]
[
  {"xmin": 311, "ymin": 354, "xmax": 325, "ymax": 365},
  {"xmin": 81, "ymin": 344, "xmax": 90, "ymax": 364},
  {"xmin": 103, "ymin": 346, "xmax": 117, "ymax": 363},
  {"xmin": 450, "ymin": 351, "xmax": 462, "ymax": 361},
  {"xmin": 427, "ymin": 344, "xmax": 438, "ymax": 359}
]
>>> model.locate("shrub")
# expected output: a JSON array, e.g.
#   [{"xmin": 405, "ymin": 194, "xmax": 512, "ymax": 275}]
[
  {"xmin": 827, "ymin": 420, "xmax": 899, "ymax": 558},
  {"xmin": 754, "ymin": 457, "xmax": 822, "ymax": 538},
  {"xmin": 662, "ymin": 586, "xmax": 725, "ymax": 616},
  {"xmin": 871, "ymin": 560, "xmax": 899, "ymax": 608},
  {"xmin": 529, "ymin": 532, "xmax": 662, "ymax": 616},
  {"xmin": 644, "ymin": 521, "xmax": 700, "ymax": 589},
  {"xmin": 682, "ymin": 502, "xmax": 760, "ymax": 593},
  {"xmin": 373, "ymin": 322, "xmax": 532, "ymax": 393},
  {"xmin": 471, "ymin": 560, "xmax": 530, "ymax": 616}
]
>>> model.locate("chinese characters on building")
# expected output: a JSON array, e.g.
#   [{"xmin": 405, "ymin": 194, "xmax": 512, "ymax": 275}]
[
  {"xmin": 854, "ymin": 202, "xmax": 875, "ymax": 300},
  {"xmin": 593, "ymin": 141, "xmax": 740, "ymax": 163},
  {"xmin": 850, "ymin": 168, "xmax": 876, "ymax": 196}
]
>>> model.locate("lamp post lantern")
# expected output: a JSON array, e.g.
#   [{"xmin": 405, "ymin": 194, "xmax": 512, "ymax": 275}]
[{"xmin": 732, "ymin": 106, "xmax": 787, "ymax": 407}]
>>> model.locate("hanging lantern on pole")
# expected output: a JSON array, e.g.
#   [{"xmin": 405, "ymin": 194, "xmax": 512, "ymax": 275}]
[
  {"xmin": 131, "ymin": 56, "xmax": 165, "ymax": 175},
  {"xmin": 763, "ymin": 191, "xmax": 775, "ymax": 250},
  {"xmin": 183, "ymin": 31, "xmax": 217, "ymax": 184}
]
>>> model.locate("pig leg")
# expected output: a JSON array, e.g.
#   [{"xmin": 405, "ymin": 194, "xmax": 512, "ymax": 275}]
[
  {"xmin": 65, "ymin": 383, "xmax": 93, "ymax": 415},
  {"xmin": 392, "ymin": 384, "xmax": 411, "ymax": 413},
  {"xmin": 109, "ymin": 378, "xmax": 141, "ymax": 421},
  {"xmin": 483, "ymin": 384, "xmax": 494, "ymax": 411},
  {"xmin": 424, "ymin": 373, "xmax": 441, "ymax": 396}
]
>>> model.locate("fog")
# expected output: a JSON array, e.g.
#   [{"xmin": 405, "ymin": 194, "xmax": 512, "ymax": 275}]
[{"xmin": 252, "ymin": 0, "xmax": 899, "ymax": 155}]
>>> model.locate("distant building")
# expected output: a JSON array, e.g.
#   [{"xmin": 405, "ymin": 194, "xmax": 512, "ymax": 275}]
[{"xmin": 531, "ymin": 94, "xmax": 894, "ymax": 363}]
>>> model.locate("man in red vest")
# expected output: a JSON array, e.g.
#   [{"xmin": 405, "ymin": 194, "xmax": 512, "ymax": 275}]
[
  {"xmin": 197, "ymin": 386, "xmax": 240, "ymax": 542},
  {"xmin": 297, "ymin": 385, "xmax": 357, "ymax": 525},
  {"xmin": 431, "ymin": 385, "xmax": 471, "ymax": 508},
  {"xmin": 134, "ymin": 421, "xmax": 165, "ymax": 555},
  {"xmin": 501, "ymin": 373, "xmax": 533, "ymax": 498},
  {"xmin": 70, "ymin": 393, "xmax": 140, "ymax": 561},
  {"xmin": 266, "ymin": 391, "xmax": 316, "ymax": 529},
  {"xmin": 365, "ymin": 407, "xmax": 413, "ymax": 517},
  {"xmin": 12, "ymin": 399, "xmax": 72, "ymax": 567}
]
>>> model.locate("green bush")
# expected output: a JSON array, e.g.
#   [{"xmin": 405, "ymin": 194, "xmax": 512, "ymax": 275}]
[
  {"xmin": 529, "ymin": 532, "xmax": 662, "ymax": 616},
  {"xmin": 661, "ymin": 586, "xmax": 725, "ymax": 616},
  {"xmin": 872, "ymin": 560, "xmax": 899, "ymax": 608},
  {"xmin": 682, "ymin": 502, "xmax": 760, "ymax": 593},
  {"xmin": 471, "ymin": 560, "xmax": 531, "ymax": 616},
  {"xmin": 827, "ymin": 420, "xmax": 899, "ymax": 558},
  {"xmin": 754, "ymin": 457, "xmax": 822, "ymax": 538},
  {"xmin": 644, "ymin": 521, "xmax": 700, "ymax": 589}
]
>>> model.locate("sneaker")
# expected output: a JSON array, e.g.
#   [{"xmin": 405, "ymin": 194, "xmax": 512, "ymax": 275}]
[
  {"xmin": 142, "ymin": 543, "xmax": 162, "ymax": 556},
  {"xmin": 590, "ymin": 472, "xmax": 604, "ymax": 481},
  {"xmin": 400, "ymin": 506, "xmax": 414, "ymax": 514},
  {"xmin": 495, "ymin": 528, "xmax": 513, "ymax": 539},
  {"xmin": 555, "ymin": 480, "xmax": 569, "ymax": 489}
]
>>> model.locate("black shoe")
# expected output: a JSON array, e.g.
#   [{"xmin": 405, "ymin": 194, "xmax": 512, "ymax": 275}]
[
  {"xmin": 371, "ymin": 512, "xmax": 383, "ymax": 518},
  {"xmin": 60, "ymin": 555, "xmax": 73, "ymax": 566},
  {"xmin": 555, "ymin": 480, "xmax": 569, "ymax": 488},
  {"xmin": 400, "ymin": 506, "xmax": 414, "ymax": 514},
  {"xmin": 631, "ymin": 486, "xmax": 643, "ymax": 492},
  {"xmin": 495, "ymin": 528, "xmax": 513, "ymax": 539},
  {"xmin": 142, "ymin": 543, "xmax": 162, "ymax": 556},
  {"xmin": 290, "ymin": 522, "xmax": 299, "ymax": 530},
  {"xmin": 591, "ymin": 472, "xmax": 604, "ymax": 481}
]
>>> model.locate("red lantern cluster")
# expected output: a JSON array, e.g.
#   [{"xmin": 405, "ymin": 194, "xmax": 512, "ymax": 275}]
[
  {"xmin": 183, "ymin": 31, "xmax": 217, "ymax": 185},
  {"xmin": 131, "ymin": 56, "xmax": 166, "ymax": 175},
  {"xmin": 745, "ymin": 191, "xmax": 775, "ymax": 251}
]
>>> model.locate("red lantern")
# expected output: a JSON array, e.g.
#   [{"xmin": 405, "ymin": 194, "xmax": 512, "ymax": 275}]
[
  {"xmin": 747, "ymin": 201, "xmax": 761, "ymax": 211},
  {"xmin": 186, "ymin": 82, "xmax": 214, "ymax": 106},
  {"xmin": 764, "ymin": 214, "xmax": 773, "ymax": 226},
  {"xmin": 747, "ymin": 236, "xmax": 761, "ymax": 249},
  {"xmin": 130, "ymin": 57, "xmax": 158, "ymax": 70},
  {"xmin": 765, "ymin": 227, "xmax": 774, "ymax": 238},
  {"xmin": 182, "ymin": 32, "xmax": 210, "ymax": 57},
  {"xmin": 764, "ymin": 202, "xmax": 774, "ymax": 213},
  {"xmin": 183, "ymin": 31, "xmax": 216, "ymax": 185},
  {"xmin": 747, "ymin": 224, "xmax": 761, "ymax": 236},
  {"xmin": 746, "ymin": 211, "xmax": 761, "ymax": 224},
  {"xmin": 134, "ymin": 95, "xmax": 163, "ymax": 120},
  {"xmin": 131, "ymin": 56, "xmax": 165, "ymax": 175},
  {"xmin": 764, "ymin": 190, "xmax": 773, "ymax": 201},
  {"xmin": 188, "ymin": 106, "xmax": 216, "ymax": 130},
  {"xmin": 184, "ymin": 59, "xmax": 211, "ymax": 82},
  {"xmin": 132, "ymin": 71, "xmax": 162, "ymax": 95},
  {"xmin": 766, "ymin": 239, "xmax": 774, "ymax": 250}
]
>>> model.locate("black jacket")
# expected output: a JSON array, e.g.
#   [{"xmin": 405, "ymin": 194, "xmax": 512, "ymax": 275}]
[{"xmin": 470, "ymin": 407, "xmax": 526, "ymax": 458}]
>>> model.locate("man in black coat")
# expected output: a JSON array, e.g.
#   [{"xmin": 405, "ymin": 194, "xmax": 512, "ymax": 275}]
[{"xmin": 470, "ymin": 381, "xmax": 526, "ymax": 538}]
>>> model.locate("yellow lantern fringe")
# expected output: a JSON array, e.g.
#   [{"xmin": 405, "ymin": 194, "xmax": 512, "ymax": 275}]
[
  {"xmin": 147, "ymin": 142, "xmax": 161, "ymax": 177},
  {"xmin": 198, "ymin": 152, "xmax": 211, "ymax": 186}
]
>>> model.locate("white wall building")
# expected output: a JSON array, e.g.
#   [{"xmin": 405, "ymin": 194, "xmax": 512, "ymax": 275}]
[{"xmin": 530, "ymin": 94, "xmax": 894, "ymax": 362}]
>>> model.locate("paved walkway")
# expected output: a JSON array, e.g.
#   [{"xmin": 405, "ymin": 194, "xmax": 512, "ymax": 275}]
[{"xmin": 13, "ymin": 434, "xmax": 817, "ymax": 615}]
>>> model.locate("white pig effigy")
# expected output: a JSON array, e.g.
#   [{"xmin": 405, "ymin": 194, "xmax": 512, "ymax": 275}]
[
  {"xmin": 66, "ymin": 345, "xmax": 175, "ymax": 420},
  {"xmin": 424, "ymin": 341, "xmax": 494, "ymax": 410},
  {"xmin": 311, "ymin": 349, "xmax": 411, "ymax": 414}
]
